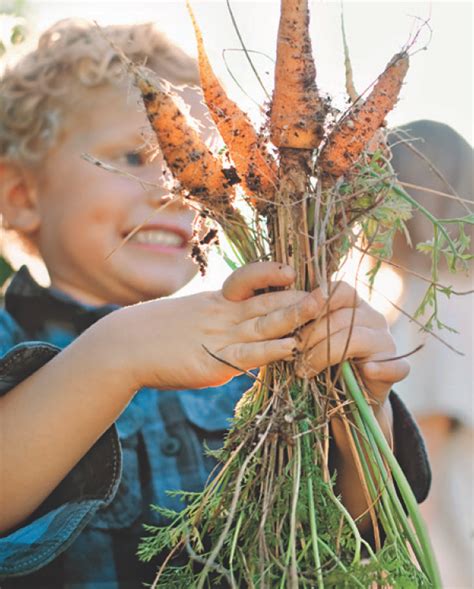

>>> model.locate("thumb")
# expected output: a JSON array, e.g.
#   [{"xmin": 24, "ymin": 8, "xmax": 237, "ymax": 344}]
[{"xmin": 222, "ymin": 262, "xmax": 295, "ymax": 302}]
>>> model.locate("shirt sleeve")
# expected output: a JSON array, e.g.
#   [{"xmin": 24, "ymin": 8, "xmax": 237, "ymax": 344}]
[
  {"xmin": 390, "ymin": 390, "xmax": 431, "ymax": 503},
  {"xmin": 0, "ymin": 341, "xmax": 122, "ymax": 578}
]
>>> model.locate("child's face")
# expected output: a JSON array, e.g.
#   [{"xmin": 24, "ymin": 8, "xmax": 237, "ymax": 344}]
[{"xmin": 33, "ymin": 83, "xmax": 206, "ymax": 306}]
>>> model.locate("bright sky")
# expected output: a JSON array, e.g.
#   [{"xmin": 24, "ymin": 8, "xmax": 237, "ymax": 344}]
[{"xmin": 26, "ymin": 0, "xmax": 472, "ymax": 144}]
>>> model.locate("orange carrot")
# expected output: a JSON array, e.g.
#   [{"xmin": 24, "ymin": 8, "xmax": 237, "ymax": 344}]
[
  {"xmin": 187, "ymin": 1, "xmax": 277, "ymax": 207},
  {"xmin": 270, "ymin": 0, "xmax": 326, "ymax": 149},
  {"xmin": 135, "ymin": 71, "xmax": 235, "ymax": 207},
  {"xmin": 319, "ymin": 51, "xmax": 409, "ymax": 178}
]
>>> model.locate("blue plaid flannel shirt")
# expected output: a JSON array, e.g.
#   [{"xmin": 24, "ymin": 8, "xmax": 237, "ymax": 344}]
[{"xmin": 0, "ymin": 266, "xmax": 431, "ymax": 588}]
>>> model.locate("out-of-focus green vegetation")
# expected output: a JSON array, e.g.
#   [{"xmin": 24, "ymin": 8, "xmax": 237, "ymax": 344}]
[
  {"xmin": 0, "ymin": 0, "xmax": 28, "ymax": 57},
  {"xmin": 1, "ymin": 1, "xmax": 30, "ymax": 286},
  {"xmin": 0, "ymin": 256, "xmax": 14, "ymax": 287}
]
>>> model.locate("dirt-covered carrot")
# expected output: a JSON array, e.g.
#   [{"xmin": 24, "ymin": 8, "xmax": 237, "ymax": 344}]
[
  {"xmin": 319, "ymin": 51, "xmax": 409, "ymax": 178},
  {"xmin": 187, "ymin": 1, "xmax": 277, "ymax": 208},
  {"xmin": 270, "ymin": 0, "xmax": 326, "ymax": 149},
  {"xmin": 135, "ymin": 70, "xmax": 236, "ymax": 207}
]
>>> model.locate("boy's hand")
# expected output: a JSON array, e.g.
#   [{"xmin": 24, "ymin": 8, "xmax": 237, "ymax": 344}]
[
  {"xmin": 221, "ymin": 276, "xmax": 407, "ymax": 449},
  {"xmin": 292, "ymin": 281, "xmax": 409, "ymax": 407},
  {"xmin": 106, "ymin": 262, "xmax": 323, "ymax": 391}
]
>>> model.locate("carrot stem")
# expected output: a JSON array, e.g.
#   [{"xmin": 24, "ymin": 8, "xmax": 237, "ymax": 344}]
[{"xmin": 341, "ymin": 361, "xmax": 442, "ymax": 588}]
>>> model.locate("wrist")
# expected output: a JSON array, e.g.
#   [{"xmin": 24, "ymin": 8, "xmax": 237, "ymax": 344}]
[
  {"xmin": 373, "ymin": 396, "xmax": 394, "ymax": 446},
  {"xmin": 78, "ymin": 311, "xmax": 140, "ymax": 397},
  {"xmin": 331, "ymin": 395, "xmax": 394, "ymax": 466}
]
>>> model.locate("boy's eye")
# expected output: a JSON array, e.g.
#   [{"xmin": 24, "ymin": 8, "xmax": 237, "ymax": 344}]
[{"xmin": 122, "ymin": 151, "xmax": 145, "ymax": 166}]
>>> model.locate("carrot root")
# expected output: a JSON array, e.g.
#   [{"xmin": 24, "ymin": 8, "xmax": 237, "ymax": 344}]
[
  {"xmin": 135, "ymin": 70, "xmax": 235, "ymax": 208},
  {"xmin": 319, "ymin": 51, "xmax": 409, "ymax": 178},
  {"xmin": 187, "ymin": 0, "xmax": 277, "ymax": 209},
  {"xmin": 270, "ymin": 0, "xmax": 327, "ymax": 149}
]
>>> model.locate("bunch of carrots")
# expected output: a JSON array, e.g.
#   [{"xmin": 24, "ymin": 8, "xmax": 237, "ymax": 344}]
[{"xmin": 134, "ymin": 1, "xmax": 444, "ymax": 587}]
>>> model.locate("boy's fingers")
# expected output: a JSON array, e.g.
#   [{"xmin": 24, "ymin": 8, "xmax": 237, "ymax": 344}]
[
  {"xmin": 238, "ymin": 292, "xmax": 321, "ymax": 342},
  {"xmin": 240, "ymin": 289, "xmax": 307, "ymax": 320},
  {"xmin": 239, "ymin": 280, "xmax": 361, "ymax": 324},
  {"xmin": 358, "ymin": 358, "xmax": 410, "ymax": 400},
  {"xmin": 295, "ymin": 327, "xmax": 394, "ymax": 378},
  {"xmin": 313, "ymin": 281, "xmax": 362, "ymax": 311},
  {"xmin": 297, "ymin": 305, "xmax": 386, "ymax": 350},
  {"xmin": 222, "ymin": 262, "xmax": 295, "ymax": 302},
  {"xmin": 269, "ymin": 280, "xmax": 361, "ymax": 321},
  {"xmin": 220, "ymin": 337, "xmax": 297, "ymax": 370}
]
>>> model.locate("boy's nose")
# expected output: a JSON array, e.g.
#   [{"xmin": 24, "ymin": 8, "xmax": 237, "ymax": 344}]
[
  {"xmin": 146, "ymin": 190, "xmax": 185, "ymax": 211},
  {"xmin": 146, "ymin": 190, "xmax": 165, "ymax": 207}
]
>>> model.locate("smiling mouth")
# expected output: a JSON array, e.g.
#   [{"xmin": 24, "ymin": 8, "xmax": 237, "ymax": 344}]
[{"xmin": 127, "ymin": 228, "xmax": 187, "ymax": 248}]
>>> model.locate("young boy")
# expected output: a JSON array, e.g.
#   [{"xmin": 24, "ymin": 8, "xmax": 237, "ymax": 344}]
[{"xmin": 0, "ymin": 19, "xmax": 430, "ymax": 588}]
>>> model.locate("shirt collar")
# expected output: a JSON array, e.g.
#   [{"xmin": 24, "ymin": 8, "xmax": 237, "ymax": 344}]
[{"xmin": 4, "ymin": 265, "xmax": 120, "ymax": 335}]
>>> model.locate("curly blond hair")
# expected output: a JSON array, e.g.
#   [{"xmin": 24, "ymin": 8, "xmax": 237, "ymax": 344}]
[{"xmin": 0, "ymin": 18, "xmax": 200, "ymax": 166}]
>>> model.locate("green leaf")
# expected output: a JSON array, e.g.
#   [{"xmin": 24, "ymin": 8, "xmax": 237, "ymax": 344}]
[
  {"xmin": 216, "ymin": 245, "xmax": 239, "ymax": 271},
  {"xmin": 0, "ymin": 256, "xmax": 14, "ymax": 287}
]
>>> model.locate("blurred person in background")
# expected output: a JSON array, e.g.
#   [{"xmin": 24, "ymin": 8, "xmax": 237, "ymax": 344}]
[{"xmin": 388, "ymin": 120, "xmax": 473, "ymax": 588}]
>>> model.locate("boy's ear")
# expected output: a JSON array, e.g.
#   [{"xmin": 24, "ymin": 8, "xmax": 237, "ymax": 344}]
[{"xmin": 0, "ymin": 162, "xmax": 41, "ymax": 234}]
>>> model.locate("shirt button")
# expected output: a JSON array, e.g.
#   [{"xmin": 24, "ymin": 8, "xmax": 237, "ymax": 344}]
[{"xmin": 161, "ymin": 436, "xmax": 182, "ymax": 456}]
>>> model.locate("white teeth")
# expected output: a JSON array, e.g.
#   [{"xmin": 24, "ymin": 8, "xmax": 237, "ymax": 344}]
[{"xmin": 130, "ymin": 230, "xmax": 184, "ymax": 247}]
